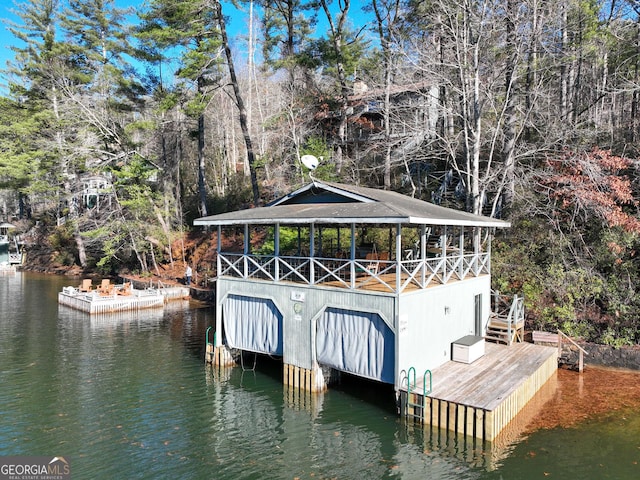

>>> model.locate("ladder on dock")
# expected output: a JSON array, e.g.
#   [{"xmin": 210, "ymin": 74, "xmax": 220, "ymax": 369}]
[
  {"xmin": 402, "ymin": 367, "xmax": 432, "ymax": 421},
  {"xmin": 485, "ymin": 292, "xmax": 525, "ymax": 345}
]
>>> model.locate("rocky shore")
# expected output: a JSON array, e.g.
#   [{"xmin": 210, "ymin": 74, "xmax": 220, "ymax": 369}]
[{"xmin": 573, "ymin": 341, "xmax": 640, "ymax": 371}]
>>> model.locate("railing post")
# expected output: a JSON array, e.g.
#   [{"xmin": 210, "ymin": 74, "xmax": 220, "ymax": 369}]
[
  {"xmin": 558, "ymin": 331, "xmax": 562, "ymax": 359},
  {"xmin": 506, "ymin": 295, "xmax": 516, "ymax": 345},
  {"xmin": 578, "ymin": 351, "xmax": 584, "ymax": 373},
  {"xmin": 458, "ymin": 228, "xmax": 464, "ymax": 279},
  {"xmin": 274, "ymin": 223, "xmax": 280, "ymax": 281},
  {"xmin": 442, "ymin": 226, "xmax": 447, "ymax": 280},
  {"xmin": 310, "ymin": 224, "xmax": 315, "ymax": 284},
  {"xmin": 420, "ymin": 225, "xmax": 426, "ymax": 287},
  {"xmin": 350, "ymin": 224, "xmax": 356, "ymax": 289},
  {"xmin": 396, "ymin": 223, "xmax": 402, "ymax": 293},
  {"xmin": 243, "ymin": 224, "xmax": 249, "ymax": 278},
  {"xmin": 557, "ymin": 330, "xmax": 587, "ymax": 373}
]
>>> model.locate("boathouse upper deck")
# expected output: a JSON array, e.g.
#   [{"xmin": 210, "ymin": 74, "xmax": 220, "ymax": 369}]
[{"xmin": 195, "ymin": 181, "xmax": 509, "ymax": 295}]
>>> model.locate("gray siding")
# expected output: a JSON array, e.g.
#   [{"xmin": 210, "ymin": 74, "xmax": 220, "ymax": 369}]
[
  {"xmin": 218, "ymin": 278, "xmax": 397, "ymax": 370},
  {"xmin": 397, "ymin": 276, "xmax": 491, "ymax": 380}
]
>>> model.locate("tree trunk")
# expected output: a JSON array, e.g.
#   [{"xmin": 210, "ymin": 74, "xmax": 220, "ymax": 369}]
[
  {"xmin": 372, "ymin": 0, "xmax": 400, "ymax": 191},
  {"xmin": 501, "ymin": 0, "xmax": 517, "ymax": 211},
  {"xmin": 197, "ymin": 77, "xmax": 208, "ymax": 217},
  {"xmin": 320, "ymin": 0, "xmax": 351, "ymax": 176},
  {"xmin": 215, "ymin": 0, "xmax": 261, "ymax": 206},
  {"xmin": 74, "ymin": 226, "xmax": 87, "ymax": 268}
]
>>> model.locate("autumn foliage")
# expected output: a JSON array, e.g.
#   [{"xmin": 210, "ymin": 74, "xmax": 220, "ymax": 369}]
[{"xmin": 540, "ymin": 148, "xmax": 640, "ymax": 233}]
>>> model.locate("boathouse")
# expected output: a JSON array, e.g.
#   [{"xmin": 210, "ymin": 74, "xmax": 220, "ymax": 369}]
[
  {"xmin": 195, "ymin": 181, "xmax": 559, "ymax": 442},
  {"xmin": 196, "ymin": 180, "xmax": 509, "ymax": 376}
]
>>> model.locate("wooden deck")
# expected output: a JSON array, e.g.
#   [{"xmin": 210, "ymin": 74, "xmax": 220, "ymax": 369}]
[
  {"xmin": 218, "ymin": 252, "xmax": 490, "ymax": 294},
  {"xmin": 426, "ymin": 342, "xmax": 556, "ymax": 410},
  {"xmin": 317, "ymin": 271, "xmax": 472, "ymax": 294},
  {"xmin": 403, "ymin": 342, "xmax": 558, "ymax": 442}
]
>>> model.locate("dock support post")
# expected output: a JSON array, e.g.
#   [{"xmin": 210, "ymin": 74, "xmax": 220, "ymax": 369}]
[
  {"xmin": 283, "ymin": 363, "xmax": 328, "ymax": 393},
  {"xmin": 205, "ymin": 342, "xmax": 215, "ymax": 364},
  {"xmin": 212, "ymin": 345, "xmax": 235, "ymax": 366}
]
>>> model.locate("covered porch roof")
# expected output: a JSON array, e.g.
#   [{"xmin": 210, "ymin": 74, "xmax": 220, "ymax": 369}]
[{"xmin": 193, "ymin": 181, "xmax": 510, "ymax": 228}]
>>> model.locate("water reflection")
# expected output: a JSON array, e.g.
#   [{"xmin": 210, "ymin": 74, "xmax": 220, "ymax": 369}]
[
  {"xmin": 203, "ymin": 360, "xmax": 486, "ymax": 479},
  {"xmin": 3, "ymin": 273, "xmax": 640, "ymax": 479},
  {"xmin": 58, "ymin": 305, "xmax": 166, "ymax": 330}
]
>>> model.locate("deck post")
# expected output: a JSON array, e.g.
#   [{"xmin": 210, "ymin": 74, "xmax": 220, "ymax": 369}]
[
  {"xmin": 243, "ymin": 224, "xmax": 249, "ymax": 278},
  {"xmin": 458, "ymin": 228, "xmax": 464, "ymax": 279},
  {"xmin": 350, "ymin": 223, "xmax": 356, "ymax": 289},
  {"xmin": 396, "ymin": 223, "xmax": 402, "ymax": 293},
  {"xmin": 578, "ymin": 351, "xmax": 584, "ymax": 372},
  {"xmin": 310, "ymin": 224, "xmax": 315, "ymax": 284},
  {"xmin": 442, "ymin": 226, "xmax": 447, "ymax": 279},
  {"xmin": 274, "ymin": 223, "xmax": 280, "ymax": 280},
  {"xmin": 213, "ymin": 345, "xmax": 235, "ymax": 366},
  {"xmin": 420, "ymin": 225, "xmax": 426, "ymax": 286}
]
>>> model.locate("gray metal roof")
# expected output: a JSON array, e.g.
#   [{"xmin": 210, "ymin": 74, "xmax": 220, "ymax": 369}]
[{"xmin": 193, "ymin": 181, "xmax": 510, "ymax": 228}]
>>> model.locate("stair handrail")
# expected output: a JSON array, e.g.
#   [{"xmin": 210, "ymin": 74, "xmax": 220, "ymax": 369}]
[
  {"xmin": 503, "ymin": 294, "xmax": 525, "ymax": 345},
  {"xmin": 407, "ymin": 366, "xmax": 416, "ymax": 393},
  {"xmin": 557, "ymin": 330, "xmax": 588, "ymax": 355},
  {"xmin": 557, "ymin": 329, "xmax": 588, "ymax": 372},
  {"xmin": 505, "ymin": 294, "xmax": 518, "ymax": 345},
  {"xmin": 423, "ymin": 369, "xmax": 432, "ymax": 396},
  {"xmin": 206, "ymin": 326, "xmax": 215, "ymax": 347},
  {"xmin": 404, "ymin": 367, "xmax": 432, "ymax": 420}
]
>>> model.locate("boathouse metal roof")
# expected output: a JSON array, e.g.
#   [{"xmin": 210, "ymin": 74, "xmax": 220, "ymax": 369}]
[{"xmin": 193, "ymin": 181, "xmax": 510, "ymax": 228}]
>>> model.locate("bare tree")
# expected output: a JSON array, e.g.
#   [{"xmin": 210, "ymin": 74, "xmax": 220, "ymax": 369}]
[{"xmin": 214, "ymin": 0, "xmax": 261, "ymax": 205}]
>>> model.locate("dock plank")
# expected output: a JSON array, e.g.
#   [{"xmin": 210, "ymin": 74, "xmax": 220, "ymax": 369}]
[{"xmin": 418, "ymin": 342, "xmax": 557, "ymax": 411}]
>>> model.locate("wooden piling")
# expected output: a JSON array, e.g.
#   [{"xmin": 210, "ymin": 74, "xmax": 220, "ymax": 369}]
[{"xmin": 283, "ymin": 363, "xmax": 327, "ymax": 393}]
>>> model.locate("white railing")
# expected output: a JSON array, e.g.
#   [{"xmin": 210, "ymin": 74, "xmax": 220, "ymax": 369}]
[{"xmin": 218, "ymin": 251, "xmax": 490, "ymax": 294}]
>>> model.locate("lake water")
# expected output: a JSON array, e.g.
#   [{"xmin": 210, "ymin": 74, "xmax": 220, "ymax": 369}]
[{"xmin": 1, "ymin": 272, "xmax": 639, "ymax": 479}]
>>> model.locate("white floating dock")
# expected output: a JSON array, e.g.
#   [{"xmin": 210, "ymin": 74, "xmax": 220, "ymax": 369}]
[
  {"xmin": 58, "ymin": 283, "xmax": 190, "ymax": 314},
  {"xmin": 0, "ymin": 263, "xmax": 16, "ymax": 275}
]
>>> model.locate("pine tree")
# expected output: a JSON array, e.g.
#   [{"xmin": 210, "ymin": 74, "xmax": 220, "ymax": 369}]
[{"xmin": 138, "ymin": 0, "xmax": 225, "ymax": 217}]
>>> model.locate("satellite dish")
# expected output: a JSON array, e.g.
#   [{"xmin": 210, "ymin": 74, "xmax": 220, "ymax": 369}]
[{"xmin": 300, "ymin": 154, "xmax": 319, "ymax": 170}]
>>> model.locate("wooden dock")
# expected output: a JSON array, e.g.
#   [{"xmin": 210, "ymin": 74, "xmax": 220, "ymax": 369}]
[
  {"xmin": 0, "ymin": 264, "xmax": 16, "ymax": 275},
  {"xmin": 402, "ymin": 342, "xmax": 558, "ymax": 442},
  {"xmin": 58, "ymin": 285, "xmax": 190, "ymax": 314}
]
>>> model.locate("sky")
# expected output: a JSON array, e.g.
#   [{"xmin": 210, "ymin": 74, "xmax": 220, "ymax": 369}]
[{"xmin": 0, "ymin": 0, "xmax": 373, "ymax": 95}]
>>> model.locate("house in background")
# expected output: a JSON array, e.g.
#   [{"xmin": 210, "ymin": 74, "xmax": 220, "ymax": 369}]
[
  {"xmin": 317, "ymin": 80, "xmax": 440, "ymax": 163},
  {"xmin": 80, "ymin": 174, "xmax": 113, "ymax": 211},
  {"xmin": 0, "ymin": 222, "xmax": 22, "ymax": 270},
  {"xmin": 195, "ymin": 180, "xmax": 512, "ymax": 392}
]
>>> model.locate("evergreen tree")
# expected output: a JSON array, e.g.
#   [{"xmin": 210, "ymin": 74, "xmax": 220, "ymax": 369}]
[
  {"xmin": 61, "ymin": 0, "xmax": 145, "ymax": 151},
  {"xmin": 316, "ymin": 0, "xmax": 368, "ymax": 176},
  {"xmin": 6, "ymin": 0, "xmax": 71, "ymax": 212},
  {"xmin": 138, "ymin": 0, "xmax": 225, "ymax": 217}
]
